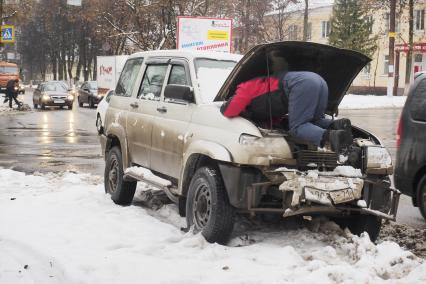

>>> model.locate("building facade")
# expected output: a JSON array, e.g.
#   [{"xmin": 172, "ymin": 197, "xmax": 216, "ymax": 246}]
[{"xmin": 261, "ymin": 1, "xmax": 426, "ymax": 95}]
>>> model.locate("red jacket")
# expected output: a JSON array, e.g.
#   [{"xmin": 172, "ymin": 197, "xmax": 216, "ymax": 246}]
[{"xmin": 220, "ymin": 76, "xmax": 288, "ymax": 121}]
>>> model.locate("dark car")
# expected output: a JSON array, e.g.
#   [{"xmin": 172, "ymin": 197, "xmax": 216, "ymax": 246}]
[
  {"xmin": 78, "ymin": 81, "xmax": 100, "ymax": 108},
  {"xmin": 32, "ymin": 81, "xmax": 75, "ymax": 110},
  {"xmin": 395, "ymin": 73, "xmax": 426, "ymax": 220}
]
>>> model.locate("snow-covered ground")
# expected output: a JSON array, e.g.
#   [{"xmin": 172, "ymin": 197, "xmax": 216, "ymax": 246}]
[
  {"xmin": 339, "ymin": 94, "xmax": 407, "ymax": 109},
  {"xmin": 0, "ymin": 169, "xmax": 425, "ymax": 283}
]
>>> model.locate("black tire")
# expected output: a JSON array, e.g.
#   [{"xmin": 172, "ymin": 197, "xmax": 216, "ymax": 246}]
[
  {"xmin": 417, "ymin": 175, "xmax": 426, "ymax": 220},
  {"xmin": 68, "ymin": 104, "xmax": 73, "ymax": 110},
  {"xmin": 104, "ymin": 146, "xmax": 136, "ymax": 205},
  {"xmin": 78, "ymin": 97, "xmax": 83, "ymax": 107},
  {"xmin": 336, "ymin": 214, "xmax": 382, "ymax": 242},
  {"xmin": 186, "ymin": 166, "xmax": 235, "ymax": 244},
  {"xmin": 60, "ymin": 106, "xmax": 64, "ymax": 109},
  {"xmin": 89, "ymin": 97, "xmax": 95, "ymax": 108},
  {"xmin": 41, "ymin": 103, "xmax": 46, "ymax": 110},
  {"xmin": 96, "ymin": 114, "xmax": 103, "ymax": 134}
]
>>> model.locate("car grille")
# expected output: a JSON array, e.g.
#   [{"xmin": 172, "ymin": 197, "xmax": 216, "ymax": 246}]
[
  {"xmin": 51, "ymin": 95, "xmax": 67, "ymax": 99},
  {"xmin": 296, "ymin": 150, "xmax": 338, "ymax": 170}
]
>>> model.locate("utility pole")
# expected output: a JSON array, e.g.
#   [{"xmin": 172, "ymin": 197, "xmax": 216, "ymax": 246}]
[
  {"xmin": 387, "ymin": 0, "xmax": 396, "ymax": 97},
  {"xmin": 303, "ymin": 0, "xmax": 309, "ymax": 41},
  {"xmin": 405, "ymin": 0, "xmax": 414, "ymax": 95}
]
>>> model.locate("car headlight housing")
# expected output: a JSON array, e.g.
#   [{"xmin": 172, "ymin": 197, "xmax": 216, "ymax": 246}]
[
  {"xmin": 67, "ymin": 95, "xmax": 74, "ymax": 100},
  {"xmin": 239, "ymin": 134, "xmax": 264, "ymax": 147},
  {"xmin": 364, "ymin": 146, "xmax": 392, "ymax": 168},
  {"xmin": 42, "ymin": 94, "xmax": 50, "ymax": 101}
]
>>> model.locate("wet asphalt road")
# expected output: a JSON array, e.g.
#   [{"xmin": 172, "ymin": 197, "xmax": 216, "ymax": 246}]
[{"xmin": 0, "ymin": 90, "xmax": 424, "ymax": 229}]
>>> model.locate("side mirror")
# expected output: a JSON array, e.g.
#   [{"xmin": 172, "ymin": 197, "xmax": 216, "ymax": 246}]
[{"xmin": 164, "ymin": 84, "xmax": 194, "ymax": 103}]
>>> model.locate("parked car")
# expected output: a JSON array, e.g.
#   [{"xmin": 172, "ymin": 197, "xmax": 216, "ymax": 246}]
[
  {"xmin": 32, "ymin": 81, "xmax": 75, "ymax": 110},
  {"xmin": 395, "ymin": 73, "xmax": 426, "ymax": 220},
  {"xmin": 78, "ymin": 81, "xmax": 100, "ymax": 108},
  {"xmin": 100, "ymin": 42, "xmax": 399, "ymax": 244},
  {"xmin": 96, "ymin": 89, "xmax": 114, "ymax": 134}
]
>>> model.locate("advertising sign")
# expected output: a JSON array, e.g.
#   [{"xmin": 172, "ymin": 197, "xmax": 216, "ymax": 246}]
[
  {"xmin": 177, "ymin": 16, "xmax": 232, "ymax": 52},
  {"xmin": 97, "ymin": 55, "xmax": 128, "ymax": 91}
]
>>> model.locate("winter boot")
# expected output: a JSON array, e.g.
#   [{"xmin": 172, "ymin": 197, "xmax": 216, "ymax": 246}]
[
  {"xmin": 322, "ymin": 129, "xmax": 351, "ymax": 153},
  {"xmin": 329, "ymin": 118, "xmax": 353, "ymax": 145}
]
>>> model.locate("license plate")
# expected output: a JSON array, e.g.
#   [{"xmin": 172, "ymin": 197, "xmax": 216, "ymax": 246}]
[
  {"xmin": 54, "ymin": 99, "xmax": 65, "ymax": 103},
  {"xmin": 329, "ymin": 188, "xmax": 356, "ymax": 204},
  {"xmin": 304, "ymin": 187, "xmax": 356, "ymax": 205}
]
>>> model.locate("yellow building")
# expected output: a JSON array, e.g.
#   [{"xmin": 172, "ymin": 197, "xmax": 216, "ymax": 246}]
[{"xmin": 260, "ymin": 1, "xmax": 426, "ymax": 95}]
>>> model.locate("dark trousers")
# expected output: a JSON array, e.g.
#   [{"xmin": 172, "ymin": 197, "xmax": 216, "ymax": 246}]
[
  {"xmin": 282, "ymin": 71, "xmax": 332, "ymax": 146},
  {"xmin": 6, "ymin": 92, "xmax": 20, "ymax": 108}
]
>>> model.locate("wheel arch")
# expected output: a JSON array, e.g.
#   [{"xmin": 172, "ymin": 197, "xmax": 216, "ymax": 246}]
[{"xmin": 105, "ymin": 126, "xmax": 130, "ymax": 170}]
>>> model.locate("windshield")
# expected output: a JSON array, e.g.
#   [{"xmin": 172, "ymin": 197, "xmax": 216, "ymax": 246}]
[
  {"xmin": 195, "ymin": 58, "xmax": 238, "ymax": 103},
  {"xmin": 0, "ymin": 66, "xmax": 18, "ymax": 74},
  {"xmin": 89, "ymin": 81, "xmax": 97, "ymax": 90},
  {"xmin": 44, "ymin": 82, "xmax": 67, "ymax": 92}
]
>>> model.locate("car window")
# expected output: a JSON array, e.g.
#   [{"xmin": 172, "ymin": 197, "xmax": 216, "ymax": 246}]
[
  {"xmin": 168, "ymin": 65, "xmax": 188, "ymax": 86},
  {"xmin": 105, "ymin": 90, "xmax": 114, "ymax": 103},
  {"xmin": 115, "ymin": 58, "xmax": 144, "ymax": 97},
  {"xmin": 410, "ymin": 78, "xmax": 426, "ymax": 121},
  {"xmin": 138, "ymin": 64, "xmax": 168, "ymax": 100}
]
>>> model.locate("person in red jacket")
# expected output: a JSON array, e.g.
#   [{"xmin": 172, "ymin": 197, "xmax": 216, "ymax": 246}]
[{"xmin": 220, "ymin": 57, "xmax": 351, "ymax": 152}]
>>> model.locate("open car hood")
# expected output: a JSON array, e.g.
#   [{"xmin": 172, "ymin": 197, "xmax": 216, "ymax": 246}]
[{"xmin": 214, "ymin": 41, "xmax": 370, "ymax": 115}]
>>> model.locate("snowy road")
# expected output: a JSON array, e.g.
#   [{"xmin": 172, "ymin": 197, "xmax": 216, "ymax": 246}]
[{"xmin": 0, "ymin": 169, "xmax": 425, "ymax": 284}]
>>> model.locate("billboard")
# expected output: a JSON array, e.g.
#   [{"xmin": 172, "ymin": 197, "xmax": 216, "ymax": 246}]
[{"xmin": 177, "ymin": 16, "xmax": 232, "ymax": 52}]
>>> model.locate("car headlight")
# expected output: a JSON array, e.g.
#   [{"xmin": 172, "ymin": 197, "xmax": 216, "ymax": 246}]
[
  {"xmin": 67, "ymin": 95, "xmax": 74, "ymax": 100},
  {"xmin": 239, "ymin": 134, "xmax": 265, "ymax": 147},
  {"xmin": 365, "ymin": 146, "xmax": 392, "ymax": 168},
  {"xmin": 42, "ymin": 94, "xmax": 50, "ymax": 101}
]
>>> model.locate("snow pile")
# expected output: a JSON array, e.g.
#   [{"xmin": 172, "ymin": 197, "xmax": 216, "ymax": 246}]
[
  {"xmin": 339, "ymin": 94, "xmax": 407, "ymax": 109},
  {"xmin": 0, "ymin": 169, "xmax": 425, "ymax": 283}
]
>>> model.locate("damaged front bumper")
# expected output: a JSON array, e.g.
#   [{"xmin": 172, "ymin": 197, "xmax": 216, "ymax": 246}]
[{"xmin": 246, "ymin": 169, "xmax": 400, "ymax": 221}]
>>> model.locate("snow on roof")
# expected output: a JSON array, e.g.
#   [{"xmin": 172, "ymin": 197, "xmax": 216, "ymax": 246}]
[
  {"xmin": 129, "ymin": 49, "xmax": 243, "ymax": 62},
  {"xmin": 267, "ymin": 0, "xmax": 334, "ymax": 16}
]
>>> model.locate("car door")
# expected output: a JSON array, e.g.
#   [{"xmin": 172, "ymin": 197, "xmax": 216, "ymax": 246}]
[
  {"xmin": 126, "ymin": 58, "xmax": 169, "ymax": 168},
  {"xmin": 150, "ymin": 59, "xmax": 195, "ymax": 178}
]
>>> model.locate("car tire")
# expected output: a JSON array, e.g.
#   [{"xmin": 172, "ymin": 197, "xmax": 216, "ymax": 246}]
[
  {"xmin": 68, "ymin": 104, "xmax": 73, "ymax": 110},
  {"xmin": 416, "ymin": 175, "xmax": 426, "ymax": 220},
  {"xmin": 41, "ymin": 103, "xmax": 46, "ymax": 110},
  {"xmin": 186, "ymin": 166, "xmax": 235, "ymax": 244},
  {"xmin": 104, "ymin": 146, "xmax": 136, "ymax": 205},
  {"xmin": 337, "ymin": 214, "xmax": 382, "ymax": 242},
  {"xmin": 78, "ymin": 98, "xmax": 83, "ymax": 107},
  {"xmin": 96, "ymin": 114, "xmax": 103, "ymax": 134}
]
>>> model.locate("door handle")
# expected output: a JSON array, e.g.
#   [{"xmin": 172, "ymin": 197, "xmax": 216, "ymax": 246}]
[
  {"xmin": 156, "ymin": 106, "xmax": 167, "ymax": 113},
  {"xmin": 130, "ymin": 102, "xmax": 139, "ymax": 108}
]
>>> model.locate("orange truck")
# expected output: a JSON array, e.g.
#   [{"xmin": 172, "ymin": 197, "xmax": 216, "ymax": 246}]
[{"xmin": 0, "ymin": 61, "xmax": 20, "ymax": 94}]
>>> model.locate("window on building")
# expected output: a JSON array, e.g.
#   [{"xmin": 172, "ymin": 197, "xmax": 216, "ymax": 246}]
[
  {"xmin": 288, "ymin": 25, "xmax": 298, "ymax": 40},
  {"xmin": 415, "ymin": 10, "xmax": 425, "ymax": 31},
  {"xmin": 415, "ymin": 53, "xmax": 423, "ymax": 63},
  {"xmin": 321, "ymin": 21, "xmax": 330, "ymax": 38},
  {"xmin": 306, "ymin": 22, "xmax": 312, "ymax": 40},
  {"xmin": 383, "ymin": 55, "xmax": 389, "ymax": 74},
  {"xmin": 384, "ymin": 13, "xmax": 400, "ymax": 32}
]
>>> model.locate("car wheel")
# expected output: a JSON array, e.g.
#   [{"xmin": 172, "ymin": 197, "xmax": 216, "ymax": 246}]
[
  {"xmin": 41, "ymin": 103, "xmax": 46, "ymax": 110},
  {"xmin": 336, "ymin": 214, "xmax": 382, "ymax": 242},
  {"xmin": 417, "ymin": 175, "xmax": 426, "ymax": 220},
  {"xmin": 78, "ymin": 97, "xmax": 83, "ymax": 107},
  {"xmin": 89, "ymin": 97, "xmax": 95, "ymax": 108},
  {"xmin": 96, "ymin": 114, "xmax": 103, "ymax": 134},
  {"xmin": 186, "ymin": 166, "xmax": 235, "ymax": 244},
  {"xmin": 68, "ymin": 104, "xmax": 73, "ymax": 110},
  {"xmin": 104, "ymin": 146, "xmax": 136, "ymax": 205},
  {"xmin": 60, "ymin": 106, "xmax": 64, "ymax": 109}
]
